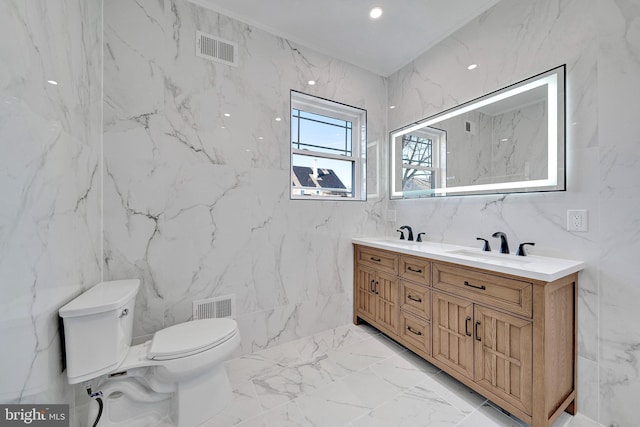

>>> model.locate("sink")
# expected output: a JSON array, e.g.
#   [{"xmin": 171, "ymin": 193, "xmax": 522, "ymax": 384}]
[
  {"xmin": 447, "ymin": 249, "xmax": 532, "ymax": 265},
  {"xmin": 382, "ymin": 239, "xmax": 420, "ymax": 244}
]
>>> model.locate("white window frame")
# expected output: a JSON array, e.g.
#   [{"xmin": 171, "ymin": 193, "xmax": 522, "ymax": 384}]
[
  {"xmin": 290, "ymin": 91, "xmax": 367, "ymax": 201},
  {"xmin": 392, "ymin": 127, "xmax": 446, "ymax": 198}
]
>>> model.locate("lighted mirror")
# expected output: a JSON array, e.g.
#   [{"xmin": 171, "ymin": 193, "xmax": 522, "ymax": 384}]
[{"xmin": 390, "ymin": 65, "xmax": 565, "ymax": 198}]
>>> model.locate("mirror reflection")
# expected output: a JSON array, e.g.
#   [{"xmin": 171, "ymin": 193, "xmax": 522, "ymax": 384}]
[{"xmin": 390, "ymin": 65, "xmax": 565, "ymax": 198}]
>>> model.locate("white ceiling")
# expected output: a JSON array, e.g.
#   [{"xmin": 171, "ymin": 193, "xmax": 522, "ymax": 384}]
[{"xmin": 189, "ymin": 0, "xmax": 500, "ymax": 77}]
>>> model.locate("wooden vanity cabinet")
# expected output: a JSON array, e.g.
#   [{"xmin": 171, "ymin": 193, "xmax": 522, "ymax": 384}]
[
  {"xmin": 398, "ymin": 254, "xmax": 432, "ymax": 358},
  {"xmin": 353, "ymin": 244, "xmax": 578, "ymax": 427},
  {"xmin": 354, "ymin": 247, "xmax": 400, "ymax": 336}
]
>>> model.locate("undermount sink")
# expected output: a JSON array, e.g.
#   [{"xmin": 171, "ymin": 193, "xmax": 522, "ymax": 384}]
[
  {"xmin": 447, "ymin": 249, "xmax": 532, "ymax": 265},
  {"xmin": 382, "ymin": 239, "xmax": 420, "ymax": 244}
]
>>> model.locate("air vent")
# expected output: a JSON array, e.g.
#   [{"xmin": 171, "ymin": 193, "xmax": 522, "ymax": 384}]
[
  {"xmin": 193, "ymin": 294, "xmax": 236, "ymax": 320},
  {"xmin": 196, "ymin": 31, "xmax": 238, "ymax": 66}
]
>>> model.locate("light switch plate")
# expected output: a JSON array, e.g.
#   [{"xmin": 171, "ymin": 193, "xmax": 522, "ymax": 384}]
[{"xmin": 567, "ymin": 209, "xmax": 588, "ymax": 232}]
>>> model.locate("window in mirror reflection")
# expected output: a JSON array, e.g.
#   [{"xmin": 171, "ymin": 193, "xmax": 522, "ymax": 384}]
[{"xmin": 396, "ymin": 127, "xmax": 446, "ymax": 196}]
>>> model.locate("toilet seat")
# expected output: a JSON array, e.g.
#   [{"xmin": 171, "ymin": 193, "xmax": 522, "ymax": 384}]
[{"xmin": 148, "ymin": 318, "xmax": 238, "ymax": 361}]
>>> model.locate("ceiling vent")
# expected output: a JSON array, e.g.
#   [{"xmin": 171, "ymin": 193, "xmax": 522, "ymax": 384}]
[{"xmin": 196, "ymin": 30, "xmax": 238, "ymax": 66}]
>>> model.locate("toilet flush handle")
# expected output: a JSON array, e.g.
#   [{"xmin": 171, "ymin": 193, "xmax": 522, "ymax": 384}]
[{"xmin": 120, "ymin": 308, "xmax": 129, "ymax": 318}]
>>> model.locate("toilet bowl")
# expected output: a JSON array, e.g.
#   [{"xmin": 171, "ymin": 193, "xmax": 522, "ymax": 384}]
[{"xmin": 59, "ymin": 280, "xmax": 240, "ymax": 427}]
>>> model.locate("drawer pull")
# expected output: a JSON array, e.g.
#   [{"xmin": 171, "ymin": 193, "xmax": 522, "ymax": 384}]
[
  {"xmin": 370, "ymin": 257, "xmax": 381, "ymax": 262},
  {"xmin": 407, "ymin": 294, "xmax": 422, "ymax": 303},
  {"xmin": 465, "ymin": 316, "xmax": 472, "ymax": 336},
  {"xmin": 407, "ymin": 266, "xmax": 423, "ymax": 273},
  {"xmin": 407, "ymin": 326, "xmax": 422, "ymax": 336},
  {"xmin": 464, "ymin": 280, "xmax": 486, "ymax": 290},
  {"xmin": 475, "ymin": 321, "xmax": 482, "ymax": 341}
]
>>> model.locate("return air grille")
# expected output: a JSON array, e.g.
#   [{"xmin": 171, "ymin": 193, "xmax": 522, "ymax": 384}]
[
  {"xmin": 196, "ymin": 31, "xmax": 238, "ymax": 66},
  {"xmin": 193, "ymin": 294, "xmax": 236, "ymax": 320}
]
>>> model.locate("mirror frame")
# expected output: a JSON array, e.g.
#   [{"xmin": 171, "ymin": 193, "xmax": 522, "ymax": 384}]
[{"xmin": 390, "ymin": 65, "xmax": 566, "ymax": 198}]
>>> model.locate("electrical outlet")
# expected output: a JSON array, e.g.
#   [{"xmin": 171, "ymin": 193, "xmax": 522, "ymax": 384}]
[
  {"xmin": 386, "ymin": 210, "xmax": 396, "ymax": 222},
  {"xmin": 567, "ymin": 209, "xmax": 588, "ymax": 232}
]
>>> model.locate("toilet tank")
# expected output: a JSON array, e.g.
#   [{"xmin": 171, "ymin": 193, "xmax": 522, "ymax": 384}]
[{"xmin": 59, "ymin": 280, "xmax": 140, "ymax": 384}]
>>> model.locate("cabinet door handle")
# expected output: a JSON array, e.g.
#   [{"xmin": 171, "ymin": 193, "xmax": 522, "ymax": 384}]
[
  {"xmin": 407, "ymin": 266, "xmax": 422, "ymax": 273},
  {"xmin": 464, "ymin": 281, "xmax": 487, "ymax": 290},
  {"xmin": 370, "ymin": 279, "xmax": 375, "ymax": 293},
  {"xmin": 375, "ymin": 281, "xmax": 379, "ymax": 295},
  {"xmin": 465, "ymin": 316, "xmax": 472, "ymax": 336},
  {"xmin": 407, "ymin": 326, "xmax": 422, "ymax": 336},
  {"xmin": 370, "ymin": 257, "xmax": 381, "ymax": 262},
  {"xmin": 475, "ymin": 321, "xmax": 482, "ymax": 341},
  {"xmin": 407, "ymin": 294, "xmax": 422, "ymax": 303}
]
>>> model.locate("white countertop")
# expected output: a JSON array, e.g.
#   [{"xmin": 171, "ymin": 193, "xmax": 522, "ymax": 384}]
[{"xmin": 352, "ymin": 237, "xmax": 584, "ymax": 282}]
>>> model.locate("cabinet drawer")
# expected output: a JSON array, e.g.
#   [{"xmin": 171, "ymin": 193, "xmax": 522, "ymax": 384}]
[
  {"xmin": 433, "ymin": 263, "xmax": 533, "ymax": 318},
  {"xmin": 400, "ymin": 256, "xmax": 431, "ymax": 286},
  {"xmin": 400, "ymin": 281, "xmax": 430, "ymax": 320},
  {"xmin": 356, "ymin": 246, "xmax": 398, "ymax": 274},
  {"xmin": 399, "ymin": 311, "xmax": 431, "ymax": 356}
]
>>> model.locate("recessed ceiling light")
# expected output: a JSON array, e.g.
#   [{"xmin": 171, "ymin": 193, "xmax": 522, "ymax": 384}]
[
  {"xmin": 224, "ymin": 113, "xmax": 231, "ymax": 117},
  {"xmin": 467, "ymin": 64, "xmax": 478, "ymax": 70},
  {"xmin": 389, "ymin": 105, "xmax": 396, "ymax": 109},
  {"xmin": 47, "ymin": 80, "xmax": 58, "ymax": 85},
  {"xmin": 308, "ymin": 80, "xmax": 316, "ymax": 85},
  {"xmin": 369, "ymin": 7, "xmax": 382, "ymax": 19},
  {"xmin": 258, "ymin": 136, "xmax": 264, "ymax": 140},
  {"xmin": 501, "ymin": 138, "xmax": 508, "ymax": 142},
  {"xmin": 275, "ymin": 117, "xmax": 282, "ymax": 121}
]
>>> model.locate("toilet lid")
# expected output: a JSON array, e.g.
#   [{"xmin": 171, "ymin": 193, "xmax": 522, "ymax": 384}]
[{"xmin": 148, "ymin": 318, "xmax": 238, "ymax": 360}]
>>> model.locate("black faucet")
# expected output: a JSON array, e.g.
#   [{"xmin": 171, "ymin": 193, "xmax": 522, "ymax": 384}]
[
  {"xmin": 399, "ymin": 225, "xmax": 414, "ymax": 241},
  {"xmin": 476, "ymin": 237, "xmax": 491, "ymax": 252},
  {"xmin": 516, "ymin": 242, "xmax": 535, "ymax": 256},
  {"xmin": 416, "ymin": 232, "xmax": 426, "ymax": 242},
  {"xmin": 492, "ymin": 232, "xmax": 510, "ymax": 254}
]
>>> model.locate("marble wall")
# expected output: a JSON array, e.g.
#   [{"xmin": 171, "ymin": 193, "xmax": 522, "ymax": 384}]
[
  {"xmin": 0, "ymin": 0, "xmax": 102, "ymax": 407},
  {"xmin": 388, "ymin": 0, "xmax": 640, "ymax": 425},
  {"xmin": 102, "ymin": 0, "xmax": 387, "ymax": 354},
  {"xmin": 440, "ymin": 101, "xmax": 547, "ymax": 188}
]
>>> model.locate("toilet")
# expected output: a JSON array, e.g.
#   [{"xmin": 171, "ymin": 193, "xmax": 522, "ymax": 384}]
[{"xmin": 59, "ymin": 279, "xmax": 240, "ymax": 427}]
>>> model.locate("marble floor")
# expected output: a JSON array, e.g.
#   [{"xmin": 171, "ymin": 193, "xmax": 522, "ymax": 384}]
[{"xmin": 204, "ymin": 323, "xmax": 601, "ymax": 427}]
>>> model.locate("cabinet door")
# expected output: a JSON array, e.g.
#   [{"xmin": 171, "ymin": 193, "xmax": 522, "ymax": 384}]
[
  {"xmin": 474, "ymin": 305, "xmax": 533, "ymax": 415},
  {"xmin": 355, "ymin": 265, "xmax": 376, "ymax": 322},
  {"xmin": 374, "ymin": 271, "xmax": 399, "ymax": 335},
  {"xmin": 432, "ymin": 291, "xmax": 474, "ymax": 379}
]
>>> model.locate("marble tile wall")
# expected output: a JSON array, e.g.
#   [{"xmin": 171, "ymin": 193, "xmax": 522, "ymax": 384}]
[
  {"xmin": 0, "ymin": 0, "xmax": 103, "ymax": 408},
  {"xmin": 439, "ymin": 101, "xmax": 547, "ymax": 188},
  {"xmin": 387, "ymin": 0, "xmax": 640, "ymax": 425},
  {"xmin": 102, "ymin": 0, "xmax": 387, "ymax": 354}
]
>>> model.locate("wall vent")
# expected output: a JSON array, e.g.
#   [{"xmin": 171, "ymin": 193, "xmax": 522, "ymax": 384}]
[
  {"xmin": 193, "ymin": 294, "xmax": 236, "ymax": 320},
  {"xmin": 196, "ymin": 31, "xmax": 238, "ymax": 66}
]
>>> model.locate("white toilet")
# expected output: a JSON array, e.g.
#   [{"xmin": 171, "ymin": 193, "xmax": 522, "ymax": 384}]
[{"xmin": 59, "ymin": 279, "xmax": 240, "ymax": 427}]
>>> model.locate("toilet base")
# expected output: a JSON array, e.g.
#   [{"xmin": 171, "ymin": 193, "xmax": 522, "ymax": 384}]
[
  {"xmin": 87, "ymin": 377, "xmax": 172, "ymax": 427},
  {"xmin": 172, "ymin": 363, "xmax": 233, "ymax": 427}
]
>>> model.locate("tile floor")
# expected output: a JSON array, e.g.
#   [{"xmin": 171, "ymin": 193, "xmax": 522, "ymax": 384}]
[{"xmin": 204, "ymin": 323, "xmax": 602, "ymax": 427}]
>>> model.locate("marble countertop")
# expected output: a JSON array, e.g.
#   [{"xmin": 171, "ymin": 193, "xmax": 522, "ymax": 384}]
[{"xmin": 353, "ymin": 237, "xmax": 585, "ymax": 282}]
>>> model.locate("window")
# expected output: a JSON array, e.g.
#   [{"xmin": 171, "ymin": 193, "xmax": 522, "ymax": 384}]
[
  {"xmin": 392, "ymin": 126, "xmax": 446, "ymax": 198},
  {"xmin": 290, "ymin": 91, "xmax": 366, "ymax": 200}
]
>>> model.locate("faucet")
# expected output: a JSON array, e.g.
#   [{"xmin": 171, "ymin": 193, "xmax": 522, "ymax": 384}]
[
  {"xmin": 476, "ymin": 237, "xmax": 491, "ymax": 252},
  {"xmin": 399, "ymin": 225, "xmax": 414, "ymax": 241},
  {"xmin": 491, "ymin": 232, "xmax": 510, "ymax": 254},
  {"xmin": 516, "ymin": 242, "xmax": 535, "ymax": 256}
]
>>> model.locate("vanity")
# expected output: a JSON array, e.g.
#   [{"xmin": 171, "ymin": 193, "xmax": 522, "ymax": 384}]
[{"xmin": 352, "ymin": 237, "xmax": 584, "ymax": 427}]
